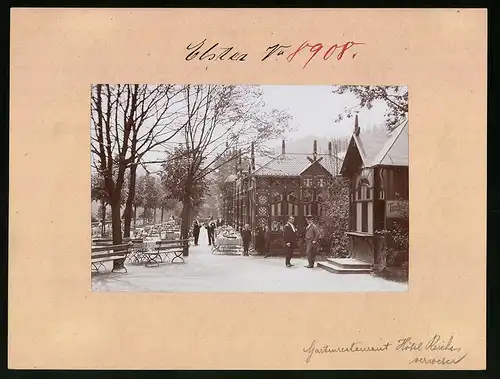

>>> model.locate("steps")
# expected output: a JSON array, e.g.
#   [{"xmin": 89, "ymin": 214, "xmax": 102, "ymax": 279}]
[{"xmin": 317, "ymin": 257, "xmax": 373, "ymax": 274}]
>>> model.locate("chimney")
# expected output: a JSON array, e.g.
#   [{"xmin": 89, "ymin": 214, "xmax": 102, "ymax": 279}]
[
  {"xmin": 282, "ymin": 140, "xmax": 286, "ymax": 154},
  {"xmin": 354, "ymin": 114, "xmax": 360, "ymax": 136},
  {"xmin": 251, "ymin": 142, "xmax": 255, "ymax": 170},
  {"xmin": 328, "ymin": 141, "xmax": 332, "ymax": 155},
  {"xmin": 313, "ymin": 140, "xmax": 317, "ymax": 159}
]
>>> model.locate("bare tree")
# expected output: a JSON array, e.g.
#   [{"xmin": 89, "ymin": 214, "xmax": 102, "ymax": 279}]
[
  {"xmin": 160, "ymin": 84, "xmax": 293, "ymax": 248},
  {"xmin": 121, "ymin": 85, "xmax": 186, "ymax": 237},
  {"xmin": 90, "ymin": 84, "xmax": 185, "ymax": 269}
]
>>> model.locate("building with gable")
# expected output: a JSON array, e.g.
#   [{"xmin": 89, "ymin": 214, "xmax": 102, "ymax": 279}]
[
  {"xmin": 224, "ymin": 140, "xmax": 343, "ymax": 252},
  {"xmin": 340, "ymin": 115, "xmax": 409, "ymax": 267}
]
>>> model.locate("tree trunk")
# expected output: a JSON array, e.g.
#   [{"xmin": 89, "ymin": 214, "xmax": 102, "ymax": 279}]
[
  {"xmin": 123, "ymin": 165, "xmax": 138, "ymax": 238},
  {"xmin": 100, "ymin": 199, "xmax": 106, "ymax": 237},
  {"xmin": 180, "ymin": 197, "xmax": 191, "ymax": 257},
  {"xmin": 133, "ymin": 204, "xmax": 137, "ymax": 227},
  {"xmin": 110, "ymin": 197, "xmax": 125, "ymax": 270},
  {"xmin": 143, "ymin": 207, "xmax": 147, "ymax": 225},
  {"xmin": 154, "ymin": 207, "xmax": 157, "ymax": 224},
  {"xmin": 160, "ymin": 206, "xmax": 164, "ymax": 223}
]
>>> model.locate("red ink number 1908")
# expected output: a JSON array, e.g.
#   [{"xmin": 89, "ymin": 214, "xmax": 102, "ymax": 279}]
[{"xmin": 286, "ymin": 40, "xmax": 364, "ymax": 69}]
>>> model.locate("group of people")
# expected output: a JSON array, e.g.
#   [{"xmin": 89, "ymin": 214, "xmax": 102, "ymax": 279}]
[
  {"xmin": 190, "ymin": 214, "xmax": 322, "ymax": 268},
  {"xmin": 240, "ymin": 215, "xmax": 323, "ymax": 268},
  {"xmin": 191, "ymin": 216, "xmax": 225, "ymax": 246}
]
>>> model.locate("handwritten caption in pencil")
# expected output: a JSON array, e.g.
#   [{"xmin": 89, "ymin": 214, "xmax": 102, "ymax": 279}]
[
  {"xmin": 185, "ymin": 39, "xmax": 365, "ymax": 69},
  {"xmin": 303, "ymin": 334, "xmax": 467, "ymax": 366}
]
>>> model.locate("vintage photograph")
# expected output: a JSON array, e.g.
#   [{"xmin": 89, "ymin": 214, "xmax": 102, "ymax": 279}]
[{"xmin": 90, "ymin": 84, "xmax": 409, "ymax": 292}]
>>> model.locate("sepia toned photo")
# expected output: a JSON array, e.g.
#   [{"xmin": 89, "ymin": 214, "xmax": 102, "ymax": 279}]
[{"xmin": 90, "ymin": 84, "xmax": 409, "ymax": 292}]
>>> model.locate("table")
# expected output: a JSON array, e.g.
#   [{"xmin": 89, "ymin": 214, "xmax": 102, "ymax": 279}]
[{"xmin": 213, "ymin": 231, "xmax": 243, "ymax": 255}]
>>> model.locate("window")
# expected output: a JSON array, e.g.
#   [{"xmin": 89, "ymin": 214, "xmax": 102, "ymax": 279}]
[
  {"xmin": 317, "ymin": 177, "xmax": 326, "ymax": 188},
  {"xmin": 287, "ymin": 189, "xmax": 298, "ymax": 216},
  {"xmin": 271, "ymin": 202, "xmax": 282, "ymax": 216},
  {"xmin": 356, "ymin": 179, "xmax": 371, "ymax": 200},
  {"xmin": 304, "ymin": 203, "xmax": 313, "ymax": 216},
  {"xmin": 272, "ymin": 191, "xmax": 283, "ymax": 202},
  {"xmin": 288, "ymin": 203, "xmax": 299, "ymax": 216},
  {"xmin": 303, "ymin": 177, "xmax": 313, "ymax": 187},
  {"xmin": 387, "ymin": 168, "xmax": 409, "ymax": 200},
  {"xmin": 316, "ymin": 191, "xmax": 324, "ymax": 202},
  {"xmin": 354, "ymin": 177, "xmax": 373, "ymax": 233},
  {"xmin": 302, "ymin": 189, "xmax": 314, "ymax": 202}
]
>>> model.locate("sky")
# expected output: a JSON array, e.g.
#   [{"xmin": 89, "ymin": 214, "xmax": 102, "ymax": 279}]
[
  {"xmin": 259, "ymin": 84, "xmax": 389, "ymax": 151},
  {"xmin": 91, "ymin": 85, "xmax": 395, "ymax": 175}
]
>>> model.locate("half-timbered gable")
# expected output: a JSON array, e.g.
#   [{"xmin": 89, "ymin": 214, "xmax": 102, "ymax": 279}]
[
  {"xmin": 340, "ymin": 115, "xmax": 409, "ymax": 265},
  {"xmin": 224, "ymin": 140, "xmax": 343, "ymax": 252}
]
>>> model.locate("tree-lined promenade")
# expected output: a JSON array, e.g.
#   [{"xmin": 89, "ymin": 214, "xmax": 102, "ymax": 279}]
[
  {"xmin": 91, "ymin": 84, "xmax": 292, "ymax": 269},
  {"xmin": 91, "ymin": 84, "xmax": 409, "ymax": 271}
]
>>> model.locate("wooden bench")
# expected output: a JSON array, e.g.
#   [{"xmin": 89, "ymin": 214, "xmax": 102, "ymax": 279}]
[
  {"xmin": 142, "ymin": 239, "xmax": 189, "ymax": 267},
  {"xmin": 91, "ymin": 243, "xmax": 132, "ymax": 273},
  {"xmin": 92, "ymin": 238, "xmax": 113, "ymax": 246}
]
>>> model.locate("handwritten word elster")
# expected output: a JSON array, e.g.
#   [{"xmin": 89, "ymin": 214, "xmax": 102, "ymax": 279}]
[
  {"xmin": 185, "ymin": 39, "xmax": 248, "ymax": 62},
  {"xmin": 184, "ymin": 39, "xmax": 364, "ymax": 69}
]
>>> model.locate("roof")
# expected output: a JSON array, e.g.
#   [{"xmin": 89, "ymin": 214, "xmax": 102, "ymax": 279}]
[
  {"xmin": 354, "ymin": 126, "xmax": 392, "ymax": 167},
  {"xmin": 341, "ymin": 119, "xmax": 408, "ymax": 173},
  {"xmin": 371, "ymin": 120, "xmax": 408, "ymax": 166},
  {"xmin": 253, "ymin": 153, "xmax": 342, "ymax": 177}
]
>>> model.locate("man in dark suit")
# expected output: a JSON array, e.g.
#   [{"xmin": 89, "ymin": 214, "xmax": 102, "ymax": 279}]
[
  {"xmin": 206, "ymin": 221, "xmax": 216, "ymax": 246},
  {"xmin": 304, "ymin": 215, "xmax": 322, "ymax": 268},
  {"xmin": 283, "ymin": 216, "xmax": 298, "ymax": 267}
]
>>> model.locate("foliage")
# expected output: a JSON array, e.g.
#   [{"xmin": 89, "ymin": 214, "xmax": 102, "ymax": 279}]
[
  {"xmin": 143, "ymin": 174, "xmax": 161, "ymax": 211},
  {"xmin": 138, "ymin": 208, "xmax": 154, "ymax": 222},
  {"xmin": 161, "ymin": 146, "xmax": 210, "ymax": 207},
  {"xmin": 318, "ymin": 176, "xmax": 350, "ymax": 257},
  {"xmin": 375, "ymin": 200, "xmax": 409, "ymax": 270},
  {"xmin": 91, "ymin": 172, "xmax": 107, "ymax": 203},
  {"xmin": 333, "ymin": 85, "xmax": 408, "ymax": 131}
]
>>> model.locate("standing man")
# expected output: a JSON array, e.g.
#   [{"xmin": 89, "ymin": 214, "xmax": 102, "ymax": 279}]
[
  {"xmin": 283, "ymin": 216, "xmax": 298, "ymax": 267},
  {"xmin": 192, "ymin": 219, "xmax": 201, "ymax": 246},
  {"xmin": 209, "ymin": 220, "xmax": 216, "ymax": 245},
  {"xmin": 304, "ymin": 215, "xmax": 321, "ymax": 268},
  {"xmin": 241, "ymin": 224, "xmax": 252, "ymax": 256},
  {"xmin": 206, "ymin": 220, "xmax": 215, "ymax": 246}
]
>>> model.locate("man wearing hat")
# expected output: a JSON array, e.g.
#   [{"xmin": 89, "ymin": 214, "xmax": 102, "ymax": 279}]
[
  {"xmin": 283, "ymin": 216, "xmax": 298, "ymax": 267},
  {"xmin": 304, "ymin": 215, "xmax": 322, "ymax": 268}
]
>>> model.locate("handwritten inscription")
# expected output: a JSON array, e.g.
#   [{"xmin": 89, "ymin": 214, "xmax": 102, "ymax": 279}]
[
  {"xmin": 184, "ymin": 39, "xmax": 364, "ymax": 68},
  {"xmin": 303, "ymin": 339, "xmax": 391, "ymax": 363},
  {"xmin": 303, "ymin": 334, "xmax": 467, "ymax": 366},
  {"xmin": 185, "ymin": 39, "xmax": 248, "ymax": 62}
]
